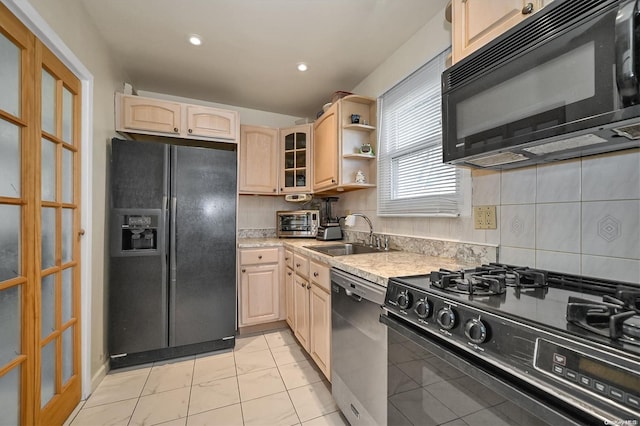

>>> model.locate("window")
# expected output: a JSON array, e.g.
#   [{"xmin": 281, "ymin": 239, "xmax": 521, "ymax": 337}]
[{"xmin": 378, "ymin": 48, "xmax": 463, "ymax": 217}]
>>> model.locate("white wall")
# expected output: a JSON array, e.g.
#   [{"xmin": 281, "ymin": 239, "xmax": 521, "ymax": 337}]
[{"xmin": 341, "ymin": 5, "xmax": 640, "ymax": 283}]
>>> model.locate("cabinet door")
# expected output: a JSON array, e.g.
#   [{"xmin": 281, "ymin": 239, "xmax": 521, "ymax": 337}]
[
  {"xmin": 452, "ymin": 0, "xmax": 543, "ymax": 63},
  {"xmin": 121, "ymin": 95, "xmax": 181, "ymax": 135},
  {"xmin": 240, "ymin": 263, "xmax": 280, "ymax": 326},
  {"xmin": 285, "ymin": 267, "xmax": 295, "ymax": 329},
  {"xmin": 310, "ymin": 283, "xmax": 331, "ymax": 380},
  {"xmin": 239, "ymin": 125, "xmax": 279, "ymax": 194},
  {"xmin": 294, "ymin": 275, "xmax": 310, "ymax": 351},
  {"xmin": 280, "ymin": 124, "xmax": 312, "ymax": 193},
  {"xmin": 313, "ymin": 103, "xmax": 339, "ymax": 191},
  {"xmin": 186, "ymin": 105, "xmax": 237, "ymax": 140}
]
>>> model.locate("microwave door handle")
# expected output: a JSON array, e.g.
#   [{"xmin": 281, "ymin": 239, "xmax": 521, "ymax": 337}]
[{"xmin": 615, "ymin": 0, "xmax": 640, "ymax": 105}]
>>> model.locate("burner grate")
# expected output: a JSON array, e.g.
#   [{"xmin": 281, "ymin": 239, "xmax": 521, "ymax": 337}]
[{"xmin": 567, "ymin": 290, "xmax": 640, "ymax": 345}]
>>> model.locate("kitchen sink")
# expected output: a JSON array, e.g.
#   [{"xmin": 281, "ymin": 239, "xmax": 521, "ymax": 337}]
[{"xmin": 304, "ymin": 243, "xmax": 395, "ymax": 257}]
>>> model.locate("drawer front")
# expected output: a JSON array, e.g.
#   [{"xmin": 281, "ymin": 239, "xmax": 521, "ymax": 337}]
[
  {"xmin": 294, "ymin": 253, "xmax": 309, "ymax": 278},
  {"xmin": 284, "ymin": 249, "xmax": 294, "ymax": 270},
  {"xmin": 240, "ymin": 248, "xmax": 279, "ymax": 265},
  {"xmin": 310, "ymin": 260, "xmax": 330, "ymax": 292}
]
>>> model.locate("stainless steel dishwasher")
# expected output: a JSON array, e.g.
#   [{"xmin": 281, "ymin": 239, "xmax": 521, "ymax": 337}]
[{"xmin": 331, "ymin": 268, "xmax": 387, "ymax": 426}]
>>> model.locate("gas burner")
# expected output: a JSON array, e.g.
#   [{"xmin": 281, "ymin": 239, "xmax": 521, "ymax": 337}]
[
  {"xmin": 567, "ymin": 290, "xmax": 640, "ymax": 346},
  {"xmin": 430, "ymin": 269, "xmax": 506, "ymax": 296},
  {"xmin": 475, "ymin": 263, "xmax": 548, "ymax": 288}
]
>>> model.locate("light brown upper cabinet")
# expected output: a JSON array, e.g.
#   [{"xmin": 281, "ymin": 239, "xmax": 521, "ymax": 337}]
[
  {"xmin": 239, "ymin": 123, "xmax": 313, "ymax": 195},
  {"xmin": 279, "ymin": 124, "xmax": 312, "ymax": 194},
  {"xmin": 239, "ymin": 125, "xmax": 279, "ymax": 194},
  {"xmin": 451, "ymin": 0, "xmax": 551, "ymax": 64},
  {"xmin": 115, "ymin": 93, "xmax": 238, "ymax": 142},
  {"xmin": 313, "ymin": 95, "xmax": 377, "ymax": 194}
]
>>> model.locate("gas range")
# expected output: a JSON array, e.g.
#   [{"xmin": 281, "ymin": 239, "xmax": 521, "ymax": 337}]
[{"xmin": 384, "ymin": 263, "xmax": 640, "ymax": 423}]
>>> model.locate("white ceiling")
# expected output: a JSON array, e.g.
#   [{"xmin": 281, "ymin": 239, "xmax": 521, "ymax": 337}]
[{"xmin": 79, "ymin": 0, "xmax": 449, "ymax": 118}]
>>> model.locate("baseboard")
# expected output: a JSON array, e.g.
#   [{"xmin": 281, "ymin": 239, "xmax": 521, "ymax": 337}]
[
  {"xmin": 89, "ymin": 361, "xmax": 109, "ymax": 396},
  {"xmin": 239, "ymin": 320, "xmax": 288, "ymax": 336}
]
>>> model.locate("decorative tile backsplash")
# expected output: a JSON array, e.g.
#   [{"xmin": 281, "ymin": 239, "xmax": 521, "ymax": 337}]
[{"xmin": 488, "ymin": 149, "xmax": 640, "ymax": 283}]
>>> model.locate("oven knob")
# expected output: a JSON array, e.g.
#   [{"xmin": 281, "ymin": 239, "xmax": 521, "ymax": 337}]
[
  {"xmin": 396, "ymin": 291, "xmax": 412, "ymax": 310},
  {"xmin": 465, "ymin": 319, "xmax": 488, "ymax": 344},
  {"xmin": 414, "ymin": 299, "xmax": 431, "ymax": 319},
  {"xmin": 437, "ymin": 307, "xmax": 456, "ymax": 330}
]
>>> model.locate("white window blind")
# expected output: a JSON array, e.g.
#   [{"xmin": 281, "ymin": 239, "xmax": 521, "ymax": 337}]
[{"xmin": 377, "ymin": 48, "xmax": 461, "ymax": 217}]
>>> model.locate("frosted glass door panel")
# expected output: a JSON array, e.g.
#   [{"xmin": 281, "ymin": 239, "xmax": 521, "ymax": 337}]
[
  {"xmin": 41, "ymin": 274, "xmax": 55, "ymax": 339},
  {"xmin": 0, "ymin": 285, "xmax": 21, "ymax": 367},
  {"xmin": 0, "ymin": 367, "xmax": 20, "ymax": 426},
  {"xmin": 0, "ymin": 119, "xmax": 20, "ymax": 198},
  {"xmin": 40, "ymin": 340, "xmax": 55, "ymax": 407},
  {"xmin": 0, "ymin": 33, "xmax": 20, "ymax": 117},
  {"xmin": 41, "ymin": 207, "xmax": 56, "ymax": 269},
  {"xmin": 61, "ymin": 208, "xmax": 72, "ymax": 263},
  {"xmin": 62, "ymin": 148, "xmax": 73, "ymax": 203},
  {"xmin": 41, "ymin": 138, "xmax": 56, "ymax": 202},
  {"xmin": 0, "ymin": 204, "xmax": 21, "ymax": 282},
  {"xmin": 62, "ymin": 87, "xmax": 73, "ymax": 143},
  {"xmin": 41, "ymin": 70, "xmax": 56, "ymax": 135},
  {"xmin": 62, "ymin": 268, "xmax": 72, "ymax": 324},
  {"xmin": 62, "ymin": 326, "xmax": 73, "ymax": 384}
]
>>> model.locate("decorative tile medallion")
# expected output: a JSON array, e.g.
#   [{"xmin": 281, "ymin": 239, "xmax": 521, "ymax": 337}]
[{"xmin": 597, "ymin": 215, "xmax": 621, "ymax": 243}]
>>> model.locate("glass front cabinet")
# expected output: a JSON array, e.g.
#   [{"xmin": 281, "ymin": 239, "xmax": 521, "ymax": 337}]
[{"xmin": 279, "ymin": 124, "xmax": 312, "ymax": 193}]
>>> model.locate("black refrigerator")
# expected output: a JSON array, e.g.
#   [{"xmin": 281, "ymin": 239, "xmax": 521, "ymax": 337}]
[{"xmin": 108, "ymin": 138, "xmax": 237, "ymax": 368}]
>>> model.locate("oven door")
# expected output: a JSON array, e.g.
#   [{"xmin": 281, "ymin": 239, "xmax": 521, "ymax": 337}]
[
  {"xmin": 442, "ymin": 0, "xmax": 640, "ymax": 167},
  {"xmin": 381, "ymin": 314, "xmax": 591, "ymax": 426}
]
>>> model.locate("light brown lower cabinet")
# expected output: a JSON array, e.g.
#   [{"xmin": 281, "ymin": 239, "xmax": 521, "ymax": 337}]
[
  {"xmin": 293, "ymin": 274, "xmax": 311, "ymax": 351},
  {"xmin": 288, "ymin": 252, "xmax": 331, "ymax": 380},
  {"xmin": 238, "ymin": 248, "xmax": 281, "ymax": 326}
]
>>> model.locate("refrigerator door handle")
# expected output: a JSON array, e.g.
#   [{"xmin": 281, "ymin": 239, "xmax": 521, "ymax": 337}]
[{"xmin": 169, "ymin": 195, "xmax": 177, "ymax": 345}]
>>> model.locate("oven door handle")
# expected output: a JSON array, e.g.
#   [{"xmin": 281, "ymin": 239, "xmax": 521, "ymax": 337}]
[{"xmin": 615, "ymin": 0, "xmax": 640, "ymax": 105}]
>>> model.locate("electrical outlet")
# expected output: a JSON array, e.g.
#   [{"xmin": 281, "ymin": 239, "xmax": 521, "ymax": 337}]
[
  {"xmin": 474, "ymin": 206, "xmax": 497, "ymax": 229},
  {"xmin": 473, "ymin": 206, "xmax": 485, "ymax": 229},
  {"xmin": 485, "ymin": 205, "xmax": 497, "ymax": 229}
]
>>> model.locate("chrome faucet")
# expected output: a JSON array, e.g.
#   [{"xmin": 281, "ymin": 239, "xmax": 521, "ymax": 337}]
[{"xmin": 345, "ymin": 213, "xmax": 375, "ymax": 246}]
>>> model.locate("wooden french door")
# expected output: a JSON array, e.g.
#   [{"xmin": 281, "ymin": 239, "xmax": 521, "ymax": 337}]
[{"xmin": 0, "ymin": 4, "xmax": 82, "ymax": 425}]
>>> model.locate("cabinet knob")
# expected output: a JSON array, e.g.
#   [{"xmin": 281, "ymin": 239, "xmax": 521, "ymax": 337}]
[
  {"xmin": 521, "ymin": 2, "xmax": 534, "ymax": 14},
  {"xmin": 306, "ymin": 284, "xmax": 311, "ymax": 289},
  {"xmin": 331, "ymin": 179, "xmax": 336, "ymax": 183},
  {"xmin": 285, "ymin": 257, "xmax": 289, "ymax": 260},
  {"xmin": 273, "ymin": 188, "xmax": 277, "ymax": 192},
  {"xmin": 188, "ymin": 128, "xmax": 193, "ymax": 133},
  {"xmin": 313, "ymin": 272, "xmax": 319, "ymax": 277},
  {"xmin": 258, "ymin": 255, "xmax": 263, "ymax": 259},
  {"xmin": 242, "ymin": 269, "xmax": 246, "ymax": 273},
  {"xmin": 280, "ymin": 188, "xmax": 283, "ymax": 191},
  {"xmin": 288, "ymin": 271, "xmax": 292, "ymax": 276},
  {"xmin": 296, "ymin": 263, "xmax": 301, "ymax": 267},
  {"xmin": 300, "ymin": 282, "xmax": 305, "ymax": 287},
  {"xmin": 173, "ymin": 127, "xmax": 179, "ymax": 133}
]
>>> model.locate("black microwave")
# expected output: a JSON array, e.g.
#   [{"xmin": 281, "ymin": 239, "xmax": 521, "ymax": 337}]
[{"xmin": 442, "ymin": 0, "xmax": 640, "ymax": 169}]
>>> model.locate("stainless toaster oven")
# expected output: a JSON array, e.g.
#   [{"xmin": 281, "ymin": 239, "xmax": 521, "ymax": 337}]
[{"xmin": 276, "ymin": 210, "xmax": 319, "ymax": 238}]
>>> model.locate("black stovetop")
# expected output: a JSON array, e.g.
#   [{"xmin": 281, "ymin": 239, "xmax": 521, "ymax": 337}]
[{"xmin": 389, "ymin": 267, "xmax": 640, "ymax": 356}]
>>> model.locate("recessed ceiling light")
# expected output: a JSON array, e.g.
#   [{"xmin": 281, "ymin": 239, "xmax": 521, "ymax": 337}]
[
  {"xmin": 189, "ymin": 34, "xmax": 202, "ymax": 46},
  {"xmin": 297, "ymin": 63, "xmax": 308, "ymax": 72}
]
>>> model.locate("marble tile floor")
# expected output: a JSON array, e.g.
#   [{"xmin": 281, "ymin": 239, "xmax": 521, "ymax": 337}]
[{"xmin": 64, "ymin": 328, "xmax": 349, "ymax": 426}]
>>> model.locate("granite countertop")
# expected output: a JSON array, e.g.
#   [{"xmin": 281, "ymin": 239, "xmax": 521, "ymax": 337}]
[{"xmin": 238, "ymin": 237, "xmax": 474, "ymax": 287}]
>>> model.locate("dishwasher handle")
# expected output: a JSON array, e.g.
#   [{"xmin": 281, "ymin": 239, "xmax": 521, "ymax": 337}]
[
  {"xmin": 345, "ymin": 289, "xmax": 363, "ymax": 302},
  {"xmin": 331, "ymin": 268, "xmax": 386, "ymax": 305}
]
